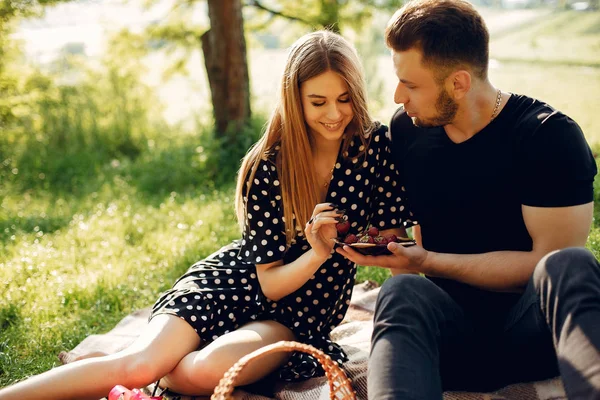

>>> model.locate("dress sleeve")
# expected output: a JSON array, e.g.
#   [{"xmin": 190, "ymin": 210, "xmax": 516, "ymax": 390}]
[
  {"xmin": 239, "ymin": 158, "xmax": 287, "ymax": 264},
  {"xmin": 368, "ymin": 125, "xmax": 416, "ymax": 230},
  {"xmin": 518, "ymin": 111, "xmax": 597, "ymax": 207}
]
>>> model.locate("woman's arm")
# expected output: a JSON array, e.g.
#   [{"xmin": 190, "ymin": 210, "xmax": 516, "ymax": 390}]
[
  {"xmin": 256, "ymin": 203, "xmax": 343, "ymax": 301},
  {"xmin": 255, "ymin": 250, "xmax": 328, "ymax": 301}
]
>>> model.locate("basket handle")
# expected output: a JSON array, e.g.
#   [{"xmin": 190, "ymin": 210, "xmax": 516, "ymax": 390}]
[{"xmin": 210, "ymin": 340, "xmax": 356, "ymax": 400}]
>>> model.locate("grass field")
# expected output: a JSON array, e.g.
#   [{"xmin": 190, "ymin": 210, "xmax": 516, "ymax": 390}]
[{"xmin": 1, "ymin": 6, "xmax": 600, "ymax": 389}]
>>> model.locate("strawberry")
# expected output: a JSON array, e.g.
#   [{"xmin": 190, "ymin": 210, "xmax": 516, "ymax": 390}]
[
  {"xmin": 344, "ymin": 234, "xmax": 358, "ymax": 244},
  {"xmin": 385, "ymin": 234, "xmax": 398, "ymax": 243},
  {"xmin": 374, "ymin": 235, "xmax": 388, "ymax": 245},
  {"xmin": 336, "ymin": 220, "xmax": 351, "ymax": 235},
  {"xmin": 358, "ymin": 234, "xmax": 375, "ymax": 244},
  {"xmin": 367, "ymin": 226, "xmax": 379, "ymax": 237}
]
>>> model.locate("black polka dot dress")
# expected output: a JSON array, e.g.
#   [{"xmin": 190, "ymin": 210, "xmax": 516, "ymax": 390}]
[{"xmin": 150, "ymin": 124, "xmax": 413, "ymax": 381}]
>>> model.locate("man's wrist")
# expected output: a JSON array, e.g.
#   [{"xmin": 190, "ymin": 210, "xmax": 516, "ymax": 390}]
[{"xmin": 420, "ymin": 250, "xmax": 436, "ymax": 276}]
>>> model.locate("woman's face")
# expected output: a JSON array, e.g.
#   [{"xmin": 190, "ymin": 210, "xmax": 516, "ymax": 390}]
[{"xmin": 300, "ymin": 70, "xmax": 354, "ymax": 144}]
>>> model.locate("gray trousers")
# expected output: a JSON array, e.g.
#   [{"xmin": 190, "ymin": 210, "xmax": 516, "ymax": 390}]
[{"xmin": 368, "ymin": 247, "xmax": 600, "ymax": 400}]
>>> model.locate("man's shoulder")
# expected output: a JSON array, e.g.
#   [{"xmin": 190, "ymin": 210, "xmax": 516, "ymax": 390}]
[{"xmin": 505, "ymin": 94, "xmax": 578, "ymax": 136}]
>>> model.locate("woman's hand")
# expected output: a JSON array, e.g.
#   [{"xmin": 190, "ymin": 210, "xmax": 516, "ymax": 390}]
[{"xmin": 305, "ymin": 203, "xmax": 344, "ymax": 260}]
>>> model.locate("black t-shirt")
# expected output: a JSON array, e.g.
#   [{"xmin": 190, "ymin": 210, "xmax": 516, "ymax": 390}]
[{"xmin": 390, "ymin": 94, "xmax": 597, "ymax": 314}]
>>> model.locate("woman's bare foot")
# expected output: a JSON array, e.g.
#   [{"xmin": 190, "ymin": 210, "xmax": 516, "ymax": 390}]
[{"xmin": 58, "ymin": 350, "xmax": 109, "ymax": 364}]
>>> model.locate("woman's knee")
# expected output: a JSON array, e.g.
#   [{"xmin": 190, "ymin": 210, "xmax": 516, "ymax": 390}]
[
  {"xmin": 178, "ymin": 356, "xmax": 225, "ymax": 391},
  {"xmin": 170, "ymin": 321, "xmax": 295, "ymax": 391},
  {"xmin": 111, "ymin": 351, "xmax": 168, "ymax": 389}
]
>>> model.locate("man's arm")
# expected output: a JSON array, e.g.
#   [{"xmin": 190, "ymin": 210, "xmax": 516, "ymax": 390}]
[{"xmin": 338, "ymin": 202, "xmax": 593, "ymax": 292}]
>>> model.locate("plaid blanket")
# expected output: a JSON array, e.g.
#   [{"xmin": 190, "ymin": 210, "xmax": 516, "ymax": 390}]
[{"xmin": 62, "ymin": 281, "xmax": 565, "ymax": 400}]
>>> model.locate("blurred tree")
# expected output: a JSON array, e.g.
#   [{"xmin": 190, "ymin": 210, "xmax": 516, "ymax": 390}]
[
  {"xmin": 145, "ymin": 0, "xmax": 250, "ymax": 138},
  {"xmin": 145, "ymin": 0, "xmax": 401, "ymax": 137},
  {"xmin": 202, "ymin": 0, "xmax": 251, "ymax": 136},
  {"xmin": 0, "ymin": 0, "xmax": 69, "ymax": 131}
]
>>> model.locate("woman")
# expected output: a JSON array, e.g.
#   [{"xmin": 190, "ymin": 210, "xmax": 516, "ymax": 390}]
[{"xmin": 0, "ymin": 30, "xmax": 412, "ymax": 400}]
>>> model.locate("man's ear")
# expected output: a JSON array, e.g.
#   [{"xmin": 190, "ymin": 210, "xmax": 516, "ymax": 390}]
[{"xmin": 447, "ymin": 70, "xmax": 471, "ymax": 100}]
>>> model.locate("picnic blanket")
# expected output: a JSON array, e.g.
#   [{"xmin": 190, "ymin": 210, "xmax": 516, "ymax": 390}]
[{"xmin": 62, "ymin": 281, "xmax": 566, "ymax": 400}]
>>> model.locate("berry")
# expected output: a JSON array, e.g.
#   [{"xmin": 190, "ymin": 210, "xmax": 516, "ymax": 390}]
[
  {"xmin": 344, "ymin": 234, "xmax": 358, "ymax": 244},
  {"xmin": 385, "ymin": 234, "xmax": 398, "ymax": 243},
  {"xmin": 358, "ymin": 234, "xmax": 374, "ymax": 244},
  {"xmin": 374, "ymin": 236, "xmax": 388, "ymax": 245},
  {"xmin": 336, "ymin": 220, "xmax": 351, "ymax": 235},
  {"xmin": 367, "ymin": 227, "xmax": 379, "ymax": 237}
]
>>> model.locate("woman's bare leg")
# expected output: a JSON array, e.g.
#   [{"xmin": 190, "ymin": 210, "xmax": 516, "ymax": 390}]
[
  {"xmin": 160, "ymin": 320, "xmax": 295, "ymax": 396},
  {"xmin": 0, "ymin": 315, "xmax": 200, "ymax": 400},
  {"xmin": 58, "ymin": 351, "xmax": 109, "ymax": 364}
]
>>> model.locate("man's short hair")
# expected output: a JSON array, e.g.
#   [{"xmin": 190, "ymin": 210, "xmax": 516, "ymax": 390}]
[{"xmin": 385, "ymin": 0, "xmax": 489, "ymax": 81}]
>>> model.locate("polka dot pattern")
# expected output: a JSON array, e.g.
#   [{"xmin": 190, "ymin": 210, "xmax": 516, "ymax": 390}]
[{"xmin": 149, "ymin": 124, "xmax": 412, "ymax": 382}]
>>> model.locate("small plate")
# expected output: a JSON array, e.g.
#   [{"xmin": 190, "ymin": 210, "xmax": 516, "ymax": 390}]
[{"xmin": 333, "ymin": 238, "xmax": 416, "ymax": 256}]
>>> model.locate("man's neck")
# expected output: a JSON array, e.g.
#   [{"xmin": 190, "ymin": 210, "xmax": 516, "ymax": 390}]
[{"xmin": 444, "ymin": 82, "xmax": 504, "ymax": 144}]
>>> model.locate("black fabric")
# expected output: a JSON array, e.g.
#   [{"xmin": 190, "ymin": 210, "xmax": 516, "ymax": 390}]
[
  {"xmin": 390, "ymin": 93, "xmax": 597, "ymax": 313},
  {"xmin": 391, "ymin": 94, "xmax": 596, "ymax": 256},
  {"xmin": 150, "ymin": 124, "xmax": 412, "ymax": 381},
  {"xmin": 368, "ymin": 247, "xmax": 600, "ymax": 400}
]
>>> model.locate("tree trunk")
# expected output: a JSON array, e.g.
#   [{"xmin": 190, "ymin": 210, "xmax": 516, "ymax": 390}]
[{"xmin": 201, "ymin": 0, "xmax": 251, "ymax": 137}]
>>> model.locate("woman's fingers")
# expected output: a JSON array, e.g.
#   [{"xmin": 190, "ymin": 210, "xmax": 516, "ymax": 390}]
[
  {"xmin": 309, "ymin": 216, "xmax": 339, "ymax": 233},
  {"xmin": 310, "ymin": 202, "xmax": 340, "ymax": 219},
  {"xmin": 308, "ymin": 205, "xmax": 344, "ymax": 224}
]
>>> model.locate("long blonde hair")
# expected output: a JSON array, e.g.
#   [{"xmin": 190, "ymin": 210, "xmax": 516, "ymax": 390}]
[{"xmin": 235, "ymin": 30, "xmax": 374, "ymax": 246}]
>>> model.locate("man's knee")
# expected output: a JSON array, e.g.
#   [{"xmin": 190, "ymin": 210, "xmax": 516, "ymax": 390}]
[
  {"xmin": 376, "ymin": 274, "xmax": 444, "ymax": 318},
  {"xmin": 379, "ymin": 274, "xmax": 437, "ymax": 300},
  {"xmin": 534, "ymin": 247, "xmax": 600, "ymax": 290}
]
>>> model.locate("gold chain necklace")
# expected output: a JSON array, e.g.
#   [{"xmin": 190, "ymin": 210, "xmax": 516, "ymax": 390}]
[
  {"xmin": 490, "ymin": 89, "xmax": 502, "ymax": 121},
  {"xmin": 322, "ymin": 166, "xmax": 335, "ymax": 188}
]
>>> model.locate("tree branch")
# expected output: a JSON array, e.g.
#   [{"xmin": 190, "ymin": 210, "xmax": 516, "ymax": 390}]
[{"xmin": 245, "ymin": 0, "xmax": 314, "ymax": 27}]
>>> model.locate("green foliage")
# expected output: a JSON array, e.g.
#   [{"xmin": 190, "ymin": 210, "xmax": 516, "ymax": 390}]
[
  {"xmin": 245, "ymin": 0, "xmax": 402, "ymax": 33},
  {"xmin": 201, "ymin": 116, "xmax": 266, "ymax": 186},
  {"xmin": 0, "ymin": 304, "xmax": 20, "ymax": 331},
  {"xmin": 355, "ymin": 23, "xmax": 388, "ymax": 115},
  {"xmin": 0, "ymin": 30, "xmax": 163, "ymax": 195},
  {"xmin": 0, "ymin": 0, "xmax": 68, "ymax": 23}
]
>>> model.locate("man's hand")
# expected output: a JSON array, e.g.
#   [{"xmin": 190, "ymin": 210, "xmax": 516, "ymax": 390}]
[{"xmin": 336, "ymin": 241, "xmax": 429, "ymax": 275}]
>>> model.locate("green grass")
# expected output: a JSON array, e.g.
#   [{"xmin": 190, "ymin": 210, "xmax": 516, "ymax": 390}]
[
  {"xmin": 490, "ymin": 10, "xmax": 600, "ymax": 67},
  {"xmin": 0, "ymin": 180, "xmax": 241, "ymax": 385},
  {"xmin": 489, "ymin": 63, "xmax": 600, "ymax": 143},
  {"xmin": 488, "ymin": 9, "xmax": 600, "ymax": 142}
]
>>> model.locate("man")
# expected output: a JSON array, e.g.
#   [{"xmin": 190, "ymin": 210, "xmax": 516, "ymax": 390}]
[{"xmin": 337, "ymin": 0, "xmax": 600, "ymax": 399}]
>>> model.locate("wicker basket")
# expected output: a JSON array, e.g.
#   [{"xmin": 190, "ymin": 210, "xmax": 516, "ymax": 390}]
[{"xmin": 211, "ymin": 340, "xmax": 357, "ymax": 400}]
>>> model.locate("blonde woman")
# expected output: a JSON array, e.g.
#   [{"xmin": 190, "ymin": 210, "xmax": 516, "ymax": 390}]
[{"xmin": 0, "ymin": 30, "xmax": 412, "ymax": 400}]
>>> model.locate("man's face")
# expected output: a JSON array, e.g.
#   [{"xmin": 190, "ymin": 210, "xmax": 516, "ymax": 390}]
[{"xmin": 392, "ymin": 49, "xmax": 458, "ymax": 128}]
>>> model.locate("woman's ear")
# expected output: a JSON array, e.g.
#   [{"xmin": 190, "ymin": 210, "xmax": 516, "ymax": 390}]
[{"xmin": 448, "ymin": 70, "xmax": 471, "ymax": 100}]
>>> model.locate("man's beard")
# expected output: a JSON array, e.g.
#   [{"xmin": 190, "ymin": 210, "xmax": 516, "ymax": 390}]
[{"xmin": 412, "ymin": 88, "xmax": 458, "ymax": 128}]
